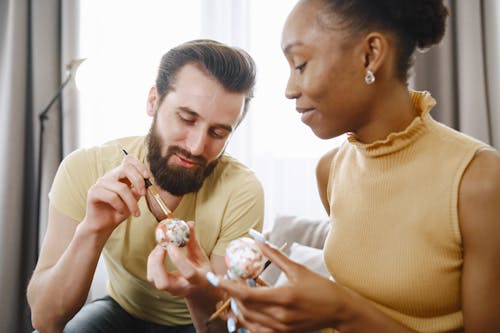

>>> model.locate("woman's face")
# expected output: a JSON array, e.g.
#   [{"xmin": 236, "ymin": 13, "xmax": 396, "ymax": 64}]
[{"xmin": 281, "ymin": 0, "xmax": 370, "ymax": 139}]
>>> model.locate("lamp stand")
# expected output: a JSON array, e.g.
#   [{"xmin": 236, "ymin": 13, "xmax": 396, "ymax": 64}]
[{"xmin": 35, "ymin": 58, "xmax": 85, "ymax": 259}]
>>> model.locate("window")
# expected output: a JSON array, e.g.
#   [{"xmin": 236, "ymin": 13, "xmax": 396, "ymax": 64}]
[{"xmin": 78, "ymin": 0, "xmax": 342, "ymax": 228}]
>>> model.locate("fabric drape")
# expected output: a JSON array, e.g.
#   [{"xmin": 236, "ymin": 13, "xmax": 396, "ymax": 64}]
[
  {"xmin": 413, "ymin": 0, "xmax": 500, "ymax": 149},
  {"xmin": 0, "ymin": 0, "xmax": 79, "ymax": 332}
]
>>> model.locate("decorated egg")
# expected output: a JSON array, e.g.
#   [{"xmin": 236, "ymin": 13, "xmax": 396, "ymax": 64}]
[
  {"xmin": 225, "ymin": 237, "xmax": 265, "ymax": 279},
  {"xmin": 155, "ymin": 218, "xmax": 190, "ymax": 248}
]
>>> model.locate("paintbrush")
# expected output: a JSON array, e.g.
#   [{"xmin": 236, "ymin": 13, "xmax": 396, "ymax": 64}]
[
  {"xmin": 207, "ymin": 242, "xmax": 288, "ymax": 323},
  {"xmin": 121, "ymin": 149, "xmax": 173, "ymax": 219}
]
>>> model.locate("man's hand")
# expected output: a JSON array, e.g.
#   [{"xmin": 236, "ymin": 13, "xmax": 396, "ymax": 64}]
[
  {"xmin": 147, "ymin": 221, "xmax": 213, "ymax": 297},
  {"xmin": 82, "ymin": 154, "xmax": 150, "ymax": 235}
]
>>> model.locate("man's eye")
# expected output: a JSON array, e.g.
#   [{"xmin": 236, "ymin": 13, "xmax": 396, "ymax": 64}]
[
  {"xmin": 210, "ymin": 128, "xmax": 229, "ymax": 139},
  {"xmin": 179, "ymin": 115, "xmax": 195, "ymax": 124},
  {"xmin": 295, "ymin": 62, "xmax": 306, "ymax": 73}
]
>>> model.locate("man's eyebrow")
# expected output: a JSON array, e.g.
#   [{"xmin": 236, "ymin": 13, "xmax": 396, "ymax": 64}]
[{"xmin": 178, "ymin": 106, "xmax": 234, "ymax": 132}]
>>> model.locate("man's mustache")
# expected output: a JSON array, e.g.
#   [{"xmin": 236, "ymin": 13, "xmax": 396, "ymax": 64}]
[{"xmin": 167, "ymin": 146, "xmax": 207, "ymax": 166}]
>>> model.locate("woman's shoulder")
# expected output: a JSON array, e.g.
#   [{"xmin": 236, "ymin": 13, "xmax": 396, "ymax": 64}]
[
  {"xmin": 316, "ymin": 148, "xmax": 340, "ymax": 215},
  {"xmin": 316, "ymin": 148, "xmax": 339, "ymax": 181}
]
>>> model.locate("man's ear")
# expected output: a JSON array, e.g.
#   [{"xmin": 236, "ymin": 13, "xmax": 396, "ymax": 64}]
[
  {"xmin": 147, "ymin": 86, "xmax": 158, "ymax": 117},
  {"xmin": 360, "ymin": 32, "xmax": 388, "ymax": 75}
]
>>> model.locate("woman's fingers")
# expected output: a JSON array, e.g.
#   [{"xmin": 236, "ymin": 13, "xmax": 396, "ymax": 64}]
[{"xmin": 248, "ymin": 229, "xmax": 302, "ymax": 282}]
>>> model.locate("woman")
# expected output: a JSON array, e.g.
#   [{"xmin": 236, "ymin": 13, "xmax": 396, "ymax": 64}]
[{"xmin": 207, "ymin": 0, "xmax": 500, "ymax": 332}]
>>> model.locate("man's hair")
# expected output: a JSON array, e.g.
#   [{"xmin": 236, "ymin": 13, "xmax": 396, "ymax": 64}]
[{"xmin": 155, "ymin": 39, "xmax": 256, "ymax": 121}]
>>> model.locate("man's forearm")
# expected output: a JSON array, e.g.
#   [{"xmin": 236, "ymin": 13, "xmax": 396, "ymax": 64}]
[{"xmin": 28, "ymin": 223, "xmax": 109, "ymax": 332}]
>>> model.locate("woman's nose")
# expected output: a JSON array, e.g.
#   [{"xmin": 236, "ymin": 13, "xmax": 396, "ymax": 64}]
[{"xmin": 285, "ymin": 74, "xmax": 300, "ymax": 100}]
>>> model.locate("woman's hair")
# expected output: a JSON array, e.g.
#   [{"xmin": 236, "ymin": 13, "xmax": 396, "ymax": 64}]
[
  {"xmin": 318, "ymin": 0, "xmax": 449, "ymax": 81},
  {"xmin": 155, "ymin": 39, "xmax": 256, "ymax": 120}
]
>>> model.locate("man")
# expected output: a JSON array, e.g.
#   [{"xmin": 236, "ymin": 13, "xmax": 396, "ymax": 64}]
[{"xmin": 27, "ymin": 39, "xmax": 264, "ymax": 333}]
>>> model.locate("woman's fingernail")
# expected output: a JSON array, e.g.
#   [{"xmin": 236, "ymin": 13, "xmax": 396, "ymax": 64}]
[
  {"xmin": 226, "ymin": 270, "xmax": 236, "ymax": 280},
  {"xmin": 206, "ymin": 272, "xmax": 219, "ymax": 287},
  {"xmin": 230, "ymin": 298, "xmax": 239, "ymax": 315},
  {"xmin": 248, "ymin": 229, "xmax": 266, "ymax": 243},
  {"xmin": 237, "ymin": 328, "xmax": 250, "ymax": 333},
  {"xmin": 227, "ymin": 316, "xmax": 236, "ymax": 332},
  {"xmin": 246, "ymin": 278, "xmax": 256, "ymax": 287}
]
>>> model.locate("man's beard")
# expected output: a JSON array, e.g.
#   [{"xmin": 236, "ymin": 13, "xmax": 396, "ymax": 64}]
[{"xmin": 146, "ymin": 126, "xmax": 219, "ymax": 196}]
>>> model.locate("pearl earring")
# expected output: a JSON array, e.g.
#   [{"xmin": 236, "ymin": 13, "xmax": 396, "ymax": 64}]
[{"xmin": 364, "ymin": 70, "xmax": 375, "ymax": 84}]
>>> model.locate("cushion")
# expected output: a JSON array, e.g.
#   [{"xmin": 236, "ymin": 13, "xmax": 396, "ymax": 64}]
[
  {"xmin": 274, "ymin": 242, "xmax": 330, "ymax": 286},
  {"xmin": 261, "ymin": 215, "xmax": 330, "ymax": 285}
]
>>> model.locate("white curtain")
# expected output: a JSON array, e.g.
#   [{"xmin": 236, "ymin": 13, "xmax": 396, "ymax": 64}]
[{"xmin": 77, "ymin": 0, "xmax": 334, "ymax": 231}]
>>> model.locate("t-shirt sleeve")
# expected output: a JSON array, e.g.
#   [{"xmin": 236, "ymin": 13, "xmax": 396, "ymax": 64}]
[
  {"xmin": 210, "ymin": 175, "xmax": 265, "ymax": 256},
  {"xmin": 48, "ymin": 148, "xmax": 99, "ymax": 222}
]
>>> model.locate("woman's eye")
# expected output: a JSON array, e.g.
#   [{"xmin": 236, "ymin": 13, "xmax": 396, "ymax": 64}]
[{"xmin": 295, "ymin": 62, "xmax": 306, "ymax": 73}]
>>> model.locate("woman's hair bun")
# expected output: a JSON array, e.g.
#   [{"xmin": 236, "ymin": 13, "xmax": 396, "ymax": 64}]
[{"xmin": 382, "ymin": 0, "xmax": 449, "ymax": 49}]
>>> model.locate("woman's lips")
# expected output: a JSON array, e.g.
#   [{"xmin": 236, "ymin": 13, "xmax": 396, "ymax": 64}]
[{"xmin": 297, "ymin": 107, "xmax": 316, "ymax": 124}]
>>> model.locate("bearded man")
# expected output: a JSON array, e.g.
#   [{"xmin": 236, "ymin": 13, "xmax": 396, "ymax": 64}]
[{"xmin": 28, "ymin": 39, "xmax": 263, "ymax": 333}]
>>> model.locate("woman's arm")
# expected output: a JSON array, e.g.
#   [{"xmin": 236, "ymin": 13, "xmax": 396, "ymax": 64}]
[{"xmin": 459, "ymin": 149, "xmax": 500, "ymax": 332}]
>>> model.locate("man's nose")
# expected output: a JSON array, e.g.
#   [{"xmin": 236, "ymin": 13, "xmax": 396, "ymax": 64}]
[{"xmin": 186, "ymin": 128, "xmax": 207, "ymax": 156}]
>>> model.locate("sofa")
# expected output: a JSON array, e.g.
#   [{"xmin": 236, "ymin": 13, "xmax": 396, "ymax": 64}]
[
  {"xmin": 260, "ymin": 215, "xmax": 332, "ymax": 333},
  {"xmin": 261, "ymin": 214, "xmax": 331, "ymax": 286}
]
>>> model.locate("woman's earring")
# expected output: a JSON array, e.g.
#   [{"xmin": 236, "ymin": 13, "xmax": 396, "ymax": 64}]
[{"xmin": 364, "ymin": 70, "xmax": 375, "ymax": 84}]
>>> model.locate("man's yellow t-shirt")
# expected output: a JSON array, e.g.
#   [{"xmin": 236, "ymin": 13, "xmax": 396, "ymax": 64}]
[{"xmin": 49, "ymin": 136, "xmax": 264, "ymax": 325}]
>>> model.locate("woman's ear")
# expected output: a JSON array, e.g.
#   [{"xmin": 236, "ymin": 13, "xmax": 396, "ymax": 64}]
[
  {"xmin": 361, "ymin": 32, "xmax": 388, "ymax": 75},
  {"xmin": 146, "ymin": 86, "xmax": 158, "ymax": 117}
]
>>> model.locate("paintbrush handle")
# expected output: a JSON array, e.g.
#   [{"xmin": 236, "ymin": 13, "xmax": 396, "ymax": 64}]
[
  {"xmin": 121, "ymin": 148, "xmax": 173, "ymax": 219},
  {"xmin": 147, "ymin": 183, "xmax": 173, "ymax": 218},
  {"xmin": 208, "ymin": 298, "xmax": 231, "ymax": 322}
]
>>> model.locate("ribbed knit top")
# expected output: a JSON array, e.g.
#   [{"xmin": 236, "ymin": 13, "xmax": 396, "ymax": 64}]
[{"xmin": 323, "ymin": 91, "xmax": 486, "ymax": 332}]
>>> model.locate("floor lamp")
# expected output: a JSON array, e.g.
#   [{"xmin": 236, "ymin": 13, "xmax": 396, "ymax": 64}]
[{"xmin": 35, "ymin": 58, "xmax": 86, "ymax": 258}]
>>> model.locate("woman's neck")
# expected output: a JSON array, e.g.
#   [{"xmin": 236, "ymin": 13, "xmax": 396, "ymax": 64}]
[{"xmin": 353, "ymin": 83, "xmax": 416, "ymax": 144}]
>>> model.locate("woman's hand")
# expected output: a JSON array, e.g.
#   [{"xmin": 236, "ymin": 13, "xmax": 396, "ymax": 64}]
[{"xmin": 211, "ymin": 237, "xmax": 343, "ymax": 333}]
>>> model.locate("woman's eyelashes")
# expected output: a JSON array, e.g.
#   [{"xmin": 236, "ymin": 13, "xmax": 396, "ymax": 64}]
[{"xmin": 295, "ymin": 62, "xmax": 307, "ymax": 73}]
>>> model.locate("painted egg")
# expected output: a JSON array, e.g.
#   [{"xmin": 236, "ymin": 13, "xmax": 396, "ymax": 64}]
[
  {"xmin": 155, "ymin": 218, "xmax": 190, "ymax": 248},
  {"xmin": 225, "ymin": 237, "xmax": 265, "ymax": 279}
]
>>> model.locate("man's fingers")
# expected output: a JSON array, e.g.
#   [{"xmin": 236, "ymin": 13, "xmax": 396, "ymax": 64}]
[
  {"xmin": 93, "ymin": 177, "xmax": 140, "ymax": 216},
  {"xmin": 120, "ymin": 154, "xmax": 151, "ymax": 194},
  {"xmin": 166, "ymin": 244, "xmax": 198, "ymax": 281},
  {"xmin": 147, "ymin": 245, "xmax": 167, "ymax": 283}
]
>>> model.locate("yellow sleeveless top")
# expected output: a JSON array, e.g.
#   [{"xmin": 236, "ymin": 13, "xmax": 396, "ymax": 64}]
[{"xmin": 323, "ymin": 91, "xmax": 487, "ymax": 332}]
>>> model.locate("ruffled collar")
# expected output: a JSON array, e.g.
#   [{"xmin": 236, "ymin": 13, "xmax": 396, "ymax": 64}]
[{"xmin": 347, "ymin": 90, "xmax": 436, "ymax": 157}]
